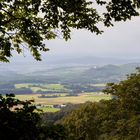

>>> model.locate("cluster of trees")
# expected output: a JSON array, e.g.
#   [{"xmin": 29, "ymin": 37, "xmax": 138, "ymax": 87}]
[
  {"xmin": 0, "ymin": 83, "xmax": 14, "ymax": 89},
  {"xmin": 0, "ymin": 87, "xmax": 33, "ymax": 94},
  {"xmin": 42, "ymin": 103, "xmax": 81, "ymax": 124},
  {"xmin": 58, "ymin": 68, "xmax": 140, "ymax": 140},
  {"xmin": 64, "ymin": 84, "xmax": 105, "ymax": 93}
]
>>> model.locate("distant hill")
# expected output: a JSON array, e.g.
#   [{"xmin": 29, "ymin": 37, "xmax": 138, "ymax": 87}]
[
  {"xmin": 1, "ymin": 56, "xmax": 140, "ymax": 74},
  {"xmin": 0, "ymin": 63, "xmax": 140, "ymax": 84},
  {"xmin": 81, "ymin": 63, "xmax": 140, "ymax": 83}
]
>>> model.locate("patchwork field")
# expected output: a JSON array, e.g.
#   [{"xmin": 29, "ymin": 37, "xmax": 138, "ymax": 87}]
[{"xmin": 14, "ymin": 83, "xmax": 111, "ymax": 112}]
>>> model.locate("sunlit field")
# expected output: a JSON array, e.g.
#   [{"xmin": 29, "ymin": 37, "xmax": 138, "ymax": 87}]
[{"xmin": 16, "ymin": 93, "xmax": 111, "ymax": 105}]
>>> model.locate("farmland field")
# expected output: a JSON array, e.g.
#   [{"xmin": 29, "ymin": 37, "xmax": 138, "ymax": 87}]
[
  {"xmin": 16, "ymin": 92, "xmax": 111, "ymax": 105},
  {"xmin": 14, "ymin": 83, "xmax": 111, "ymax": 112},
  {"xmin": 38, "ymin": 107, "xmax": 60, "ymax": 112}
]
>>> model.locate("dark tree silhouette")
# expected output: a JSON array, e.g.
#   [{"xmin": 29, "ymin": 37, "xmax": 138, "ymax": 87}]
[
  {"xmin": 0, "ymin": 94, "xmax": 66, "ymax": 140},
  {"xmin": 0, "ymin": 94, "xmax": 43, "ymax": 139}
]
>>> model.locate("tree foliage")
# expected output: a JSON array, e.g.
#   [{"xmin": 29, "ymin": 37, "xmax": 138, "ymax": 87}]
[
  {"xmin": 60, "ymin": 68, "xmax": 140, "ymax": 140},
  {"xmin": 0, "ymin": 94, "xmax": 41, "ymax": 140},
  {"xmin": 0, "ymin": 94, "xmax": 66, "ymax": 140},
  {"xmin": 0, "ymin": 0, "xmax": 140, "ymax": 62}
]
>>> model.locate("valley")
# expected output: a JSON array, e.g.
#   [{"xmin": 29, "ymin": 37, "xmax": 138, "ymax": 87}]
[{"xmin": 0, "ymin": 63, "xmax": 139, "ymax": 112}]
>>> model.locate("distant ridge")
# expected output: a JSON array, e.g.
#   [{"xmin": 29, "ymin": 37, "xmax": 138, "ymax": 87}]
[
  {"xmin": 1, "ymin": 55, "xmax": 140, "ymax": 74},
  {"xmin": 0, "ymin": 62, "xmax": 140, "ymax": 84}
]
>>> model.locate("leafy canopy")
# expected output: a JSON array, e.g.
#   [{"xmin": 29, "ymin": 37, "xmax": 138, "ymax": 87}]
[{"xmin": 0, "ymin": 0, "xmax": 140, "ymax": 62}]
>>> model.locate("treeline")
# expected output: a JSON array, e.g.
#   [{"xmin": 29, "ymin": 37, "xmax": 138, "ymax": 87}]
[
  {"xmin": 64, "ymin": 84, "xmax": 105, "ymax": 93},
  {"xmin": 0, "ymin": 87, "xmax": 33, "ymax": 94},
  {"xmin": 0, "ymin": 82, "xmax": 33, "ymax": 94}
]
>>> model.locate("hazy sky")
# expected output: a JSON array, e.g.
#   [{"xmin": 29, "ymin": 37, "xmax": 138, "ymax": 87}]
[
  {"xmin": 7, "ymin": 16, "xmax": 140, "ymax": 63},
  {"xmin": 45, "ymin": 16, "xmax": 140, "ymax": 58}
]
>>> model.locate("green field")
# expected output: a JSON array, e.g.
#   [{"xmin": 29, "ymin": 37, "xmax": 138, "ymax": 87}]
[
  {"xmin": 15, "ymin": 83, "xmax": 68, "ymax": 93},
  {"xmin": 90, "ymin": 83, "xmax": 106, "ymax": 87},
  {"xmin": 40, "ymin": 107, "xmax": 60, "ymax": 112}
]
